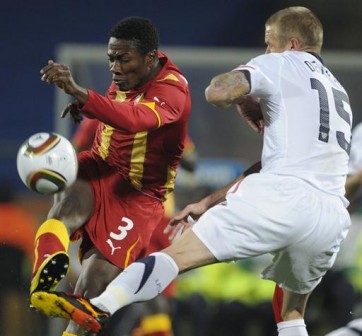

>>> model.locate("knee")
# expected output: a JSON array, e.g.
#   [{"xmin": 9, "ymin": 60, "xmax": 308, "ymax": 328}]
[
  {"xmin": 281, "ymin": 291, "xmax": 309, "ymax": 321},
  {"xmin": 281, "ymin": 309, "xmax": 304, "ymax": 321},
  {"xmin": 47, "ymin": 181, "xmax": 94, "ymax": 232}
]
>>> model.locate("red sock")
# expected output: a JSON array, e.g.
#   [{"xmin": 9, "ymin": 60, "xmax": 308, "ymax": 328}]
[
  {"xmin": 272, "ymin": 284, "xmax": 284, "ymax": 323},
  {"xmin": 32, "ymin": 219, "xmax": 69, "ymax": 278}
]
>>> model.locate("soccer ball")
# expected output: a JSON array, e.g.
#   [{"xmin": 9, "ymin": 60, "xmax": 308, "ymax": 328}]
[{"xmin": 16, "ymin": 132, "xmax": 78, "ymax": 195}]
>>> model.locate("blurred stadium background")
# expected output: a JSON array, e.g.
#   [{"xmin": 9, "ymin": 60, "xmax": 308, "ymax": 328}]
[
  {"xmin": 1, "ymin": 0, "xmax": 362, "ymax": 335},
  {"xmin": 2, "ymin": 0, "xmax": 362, "ymax": 190}
]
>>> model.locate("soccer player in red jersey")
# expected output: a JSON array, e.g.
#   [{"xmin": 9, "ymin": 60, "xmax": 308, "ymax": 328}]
[
  {"xmin": 71, "ymin": 119, "xmax": 197, "ymax": 336},
  {"xmin": 30, "ymin": 16, "xmax": 191, "ymax": 336}
]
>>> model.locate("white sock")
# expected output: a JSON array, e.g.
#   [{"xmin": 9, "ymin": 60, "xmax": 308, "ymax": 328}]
[
  {"xmin": 90, "ymin": 252, "xmax": 179, "ymax": 315},
  {"xmin": 277, "ymin": 319, "xmax": 308, "ymax": 336}
]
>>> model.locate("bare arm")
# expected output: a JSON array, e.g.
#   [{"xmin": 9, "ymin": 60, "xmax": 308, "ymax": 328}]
[
  {"xmin": 205, "ymin": 70, "xmax": 251, "ymax": 109},
  {"xmin": 205, "ymin": 70, "xmax": 264, "ymax": 133}
]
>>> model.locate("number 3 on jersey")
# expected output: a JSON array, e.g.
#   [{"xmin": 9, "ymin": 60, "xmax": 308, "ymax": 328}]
[
  {"xmin": 110, "ymin": 216, "xmax": 134, "ymax": 241},
  {"xmin": 311, "ymin": 78, "xmax": 352, "ymax": 154}
]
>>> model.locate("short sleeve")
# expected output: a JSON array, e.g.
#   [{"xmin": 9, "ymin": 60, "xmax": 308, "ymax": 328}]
[{"xmin": 233, "ymin": 54, "xmax": 283, "ymax": 98}]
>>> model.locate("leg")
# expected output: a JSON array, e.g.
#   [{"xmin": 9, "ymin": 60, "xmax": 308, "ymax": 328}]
[
  {"xmin": 30, "ymin": 228, "xmax": 217, "ymax": 333},
  {"xmin": 163, "ymin": 227, "xmax": 217, "ymax": 272},
  {"xmin": 276, "ymin": 288, "xmax": 310, "ymax": 336},
  {"xmin": 281, "ymin": 289, "xmax": 309, "ymax": 320},
  {"xmin": 92, "ymin": 227, "xmax": 216, "ymax": 313},
  {"xmin": 73, "ymin": 248, "xmax": 121, "ymax": 297},
  {"xmin": 63, "ymin": 248, "xmax": 122, "ymax": 336},
  {"xmin": 30, "ymin": 179, "xmax": 94, "ymax": 294},
  {"xmin": 101, "ymin": 209, "xmax": 177, "ymax": 336}
]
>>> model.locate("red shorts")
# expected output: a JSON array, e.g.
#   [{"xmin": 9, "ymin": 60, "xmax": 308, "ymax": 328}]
[
  {"xmin": 75, "ymin": 152, "xmax": 164, "ymax": 269},
  {"xmin": 146, "ymin": 216, "xmax": 171, "ymax": 255}
]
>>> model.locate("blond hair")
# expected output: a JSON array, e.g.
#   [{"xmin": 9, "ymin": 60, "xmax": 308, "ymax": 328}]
[{"xmin": 266, "ymin": 7, "xmax": 323, "ymax": 52}]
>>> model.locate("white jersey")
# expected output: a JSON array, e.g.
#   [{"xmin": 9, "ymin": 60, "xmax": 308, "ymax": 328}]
[
  {"xmin": 235, "ymin": 51, "xmax": 352, "ymax": 203},
  {"xmin": 348, "ymin": 122, "xmax": 362, "ymax": 174}
]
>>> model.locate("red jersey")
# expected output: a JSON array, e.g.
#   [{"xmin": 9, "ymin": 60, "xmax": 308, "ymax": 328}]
[
  {"xmin": 72, "ymin": 118, "xmax": 99, "ymax": 152},
  {"xmin": 80, "ymin": 51, "xmax": 191, "ymax": 201}
]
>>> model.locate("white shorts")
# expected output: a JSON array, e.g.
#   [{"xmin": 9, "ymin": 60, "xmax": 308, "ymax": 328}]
[{"xmin": 192, "ymin": 173, "xmax": 351, "ymax": 294}]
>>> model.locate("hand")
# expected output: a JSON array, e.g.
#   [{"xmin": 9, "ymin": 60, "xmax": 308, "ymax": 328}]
[
  {"xmin": 40, "ymin": 60, "xmax": 89, "ymax": 108},
  {"xmin": 165, "ymin": 202, "xmax": 207, "ymax": 241},
  {"xmin": 236, "ymin": 96, "xmax": 264, "ymax": 134},
  {"xmin": 61, "ymin": 102, "xmax": 83, "ymax": 123},
  {"xmin": 40, "ymin": 60, "xmax": 79, "ymax": 94}
]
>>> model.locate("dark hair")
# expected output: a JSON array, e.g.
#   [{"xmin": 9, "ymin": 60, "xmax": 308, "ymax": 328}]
[{"xmin": 110, "ymin": 16, "xmax": 159, "ymax": 55}]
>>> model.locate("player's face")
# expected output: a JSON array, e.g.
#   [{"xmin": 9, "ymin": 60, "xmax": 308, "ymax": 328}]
[
  {"xmin": 107, "ymin": 37, "xmax": 156, "ymax": 91},
  {"xmin": 265, "ymin": 24, "xmax": 290, "ymax": 54}
]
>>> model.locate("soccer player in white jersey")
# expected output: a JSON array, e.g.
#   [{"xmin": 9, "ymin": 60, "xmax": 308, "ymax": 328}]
[{"xmin": 30, "ymin": 7, "xmax": 353, "ymax": 336}]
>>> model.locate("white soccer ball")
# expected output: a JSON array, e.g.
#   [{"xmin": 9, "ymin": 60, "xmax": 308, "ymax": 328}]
[{"xmin": 16, "ymin": 132, "xmax": 78, "ymax": 195}]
